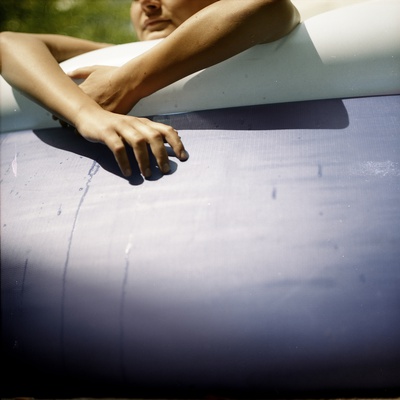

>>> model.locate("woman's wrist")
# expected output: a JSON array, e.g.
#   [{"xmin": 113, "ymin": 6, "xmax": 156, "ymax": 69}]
[
  {"xmin": 118, "ymin": 59, "xmax": 147, "ymax": 109},
  {"xmin": 120, "ymin": 52, "xmax": 169, "ymax": 108},
  {"xmin": 72, "ymin": 101, "xmax": 104, "ymax": 133}
]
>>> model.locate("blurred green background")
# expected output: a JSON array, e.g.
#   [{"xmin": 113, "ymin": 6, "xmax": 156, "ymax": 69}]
[{"xmin": 0, "ymin": 0, "xmax": 138, "ymax": 43}]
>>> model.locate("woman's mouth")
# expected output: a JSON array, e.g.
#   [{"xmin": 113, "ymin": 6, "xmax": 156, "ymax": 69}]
[{"xmin": 143, "ymin": 18, "xmax": 171, "ymax": 31}]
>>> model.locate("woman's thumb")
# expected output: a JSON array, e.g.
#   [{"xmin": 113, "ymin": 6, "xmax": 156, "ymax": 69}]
[{"xmin": 67, "ymin": 66, "xmax": 96, "ymax": 79}]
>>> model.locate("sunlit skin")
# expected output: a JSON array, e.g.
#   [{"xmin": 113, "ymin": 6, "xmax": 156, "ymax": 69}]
[
  {"xmin": 0, "ymin": 0, "xmax": 300, "ymax": 179},
  {"xmin": 131, "ymin": 0, "xmax": 218, "ymax": 41}
]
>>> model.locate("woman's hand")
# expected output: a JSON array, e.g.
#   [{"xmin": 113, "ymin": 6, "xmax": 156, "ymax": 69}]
[
  {"xmin": 75, "ymin": 106, "xmax": 188, "ymax": 178},
  {"xmin": 0, "ymin": 32, "xmax": 189, "ymax": 180},
  {"xmin": 68, "ymin": 65, "xmax": 136, "ymax": 115}
]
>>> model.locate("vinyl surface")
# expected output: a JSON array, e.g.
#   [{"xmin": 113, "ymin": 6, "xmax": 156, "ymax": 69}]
[
  {"xmin": 1, "ymin": 0, "xmax": 399, "ymax": 133},
  {"xmin": 1, "ymin": 95, "xmax": 400, "ymax": 397}
]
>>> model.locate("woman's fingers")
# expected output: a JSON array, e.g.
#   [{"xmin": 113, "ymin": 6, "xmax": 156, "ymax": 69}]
[
  {"xmin": 121, "ymin": 118, "xmax": 170, "ymax": 176},
  {"xmin": 144, "ymin": 119, "xmax": 189, "ymax": 162},
  {"xmin": 131, "ymin": 135, "xmax": 153, "ymax": 178},
  {"xmin": 67, "ymin": 65, "xmax": 99, "ymax": 79},
  {"xmin": 78, "ymin": 111, "xmax": 187, "ymax": 179},
  {"xmin": 118, "ymin": 117, "xmax": 188, "ymax": 177},
  {"xmin": 148, "ymin": 132, "xmax": 171, "ymax": 175},
  {"xmin": 104, "ymin": 134, "xmax": 132, "ymax": 177}
]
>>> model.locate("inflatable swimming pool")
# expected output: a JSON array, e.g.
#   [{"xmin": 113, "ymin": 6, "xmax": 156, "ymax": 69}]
[
  {"xmin": 1, "ymin": 0, "xmax": 399, "ymax": 132},
  {"xmin": 1, "ymin": 1, "xmax": 400, "ymax": 397}
]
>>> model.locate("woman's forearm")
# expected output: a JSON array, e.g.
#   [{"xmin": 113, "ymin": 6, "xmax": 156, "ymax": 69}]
[
  {"xmin": 0, "ymin": 32, "xmax": 107, "ymax": 125},
  {"xmin": 0, "ymin": 32, "xmax": 187, "ymax": 177},
  {"xmin": 124, "ymin": 0, "xmax": 300, "ymax": 103}
]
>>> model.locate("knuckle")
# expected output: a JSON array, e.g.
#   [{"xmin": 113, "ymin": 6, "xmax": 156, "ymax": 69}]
[
  {"xmin": 167, "ymin": 125, "xmax": 177, "ymax": 133},
  {"xmin": 163, "ymin": 125, "xmax": 177, "ymax": 136},
  {"xmin": 106, "ymin": 137, "xmax": 125, "ymax": 154},
  {"xmin": 149, "ymin": 130, "xmax": 163, "ymax": 141},
  {"xmin": 113, "ymin": 143, "xmax": 126, "ymax": 155},
  {"xmin": 132, "ymin": 134, "xmax": 147, "ymax": 147}
]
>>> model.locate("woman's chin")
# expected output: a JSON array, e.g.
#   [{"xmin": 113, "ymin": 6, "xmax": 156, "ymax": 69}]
[{"xmin": 141, "ymin": 29, "xmax": 173, "ymax": 41}]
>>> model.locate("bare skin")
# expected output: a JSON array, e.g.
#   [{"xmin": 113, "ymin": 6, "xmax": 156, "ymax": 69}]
[
  {"xmin": 0, "ymin": 0, "xmax": 300, "ymax": 178},
  {"xmin": 0, "ymin": 32, "xmax": 187, "ymax": 177},
  {"xmin": 71, "ymin": 0, "xmax": 300, "ymax": 115},
  {"xmin": 131, "ymin": 0, "xmax": 219, "ymax": 41}
]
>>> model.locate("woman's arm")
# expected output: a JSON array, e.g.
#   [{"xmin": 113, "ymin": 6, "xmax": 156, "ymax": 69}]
[
  {"xmin": 132, "ymin": 0, "xmax": 300, "ymax": 98},
  {"xmin": 0, "ymin": 32, "xmax": 187, "ymax": 177},
  {"xmin": 70, "ymin": 0, "xmax": 300, "ymax": 114},
  {"xmin": 0, "ymin": 32, "xmax": 110, "ymax": 107},
  {"xmin": 0, "ymin": 32, "xmax": 110, "ymax": 66}
]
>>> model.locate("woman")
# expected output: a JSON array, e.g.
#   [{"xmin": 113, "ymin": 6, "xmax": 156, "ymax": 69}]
[{"xmin": 0, "ymin": 0, "xmax": 300, "ymax": 178}]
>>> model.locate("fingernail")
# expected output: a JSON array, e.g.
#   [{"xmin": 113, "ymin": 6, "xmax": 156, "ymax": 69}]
[
  {"xmin": 124, "ymin": 168, "xmax": 132, "ymax": 177},
  {"xmin": 162, "ymin": 163, "xmax": 170, "ymax": 174},
  {"xmin": 144, "ymin": 168, "xmax": 152, "ymax": 178},
  {"xmin": 180, "ymin": 150, "xmax": 189, "ymax": 161}
]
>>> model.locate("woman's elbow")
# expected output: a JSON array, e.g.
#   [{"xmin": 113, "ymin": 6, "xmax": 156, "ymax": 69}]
[
  {"xmin": 284, "ymin": 0, "xmax": 301, "ymax": 33},
  {"xmin": 277, "ymin": 0, "xmax": 301, "ymax": 36},
  {"xmin": 260, "ymin": 0, "xmax": 301, "ymax": 43}
]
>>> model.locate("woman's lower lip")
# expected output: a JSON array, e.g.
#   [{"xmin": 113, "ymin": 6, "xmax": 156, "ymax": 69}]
[{"xmin": 145, "ymin": 20, "xmax": 170, "ymax": 30}]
